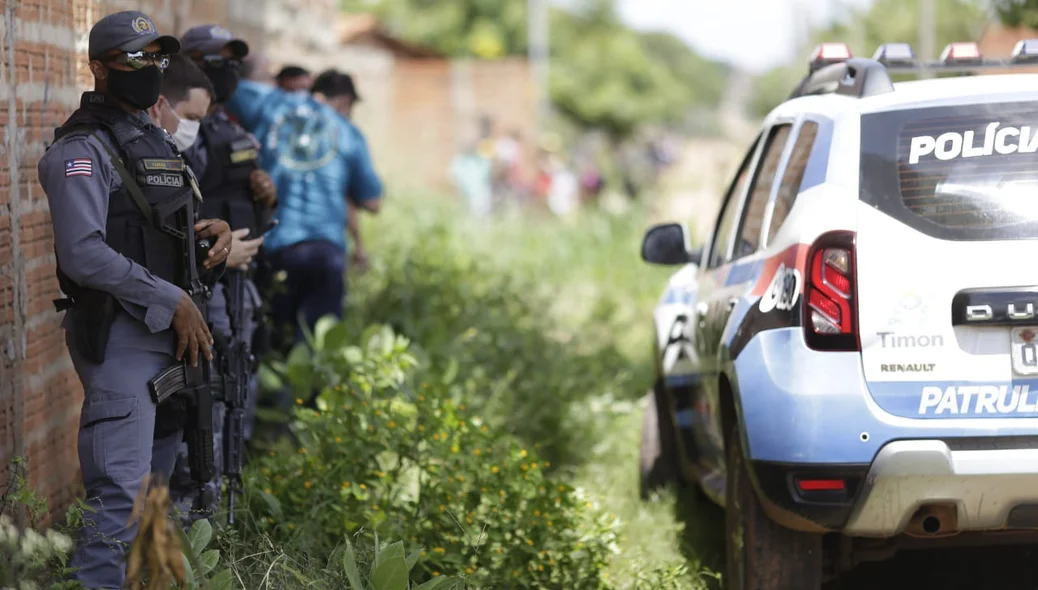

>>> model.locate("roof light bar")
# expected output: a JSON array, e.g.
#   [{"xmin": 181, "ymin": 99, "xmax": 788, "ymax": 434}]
[
  {"xmin": 940, "ymin": 41, "xmax": 982, "ymax": 65},
  {"xmin": 872, "ymin": 43, "xmax": 916, "ymax": 67},
  {"xmin": 1011, "ymin": 38, "xmax": 1038, "ymax": 64},
  {"xmin": 809, "ymin": 43, "xmax": 853, "ymax": 73}
]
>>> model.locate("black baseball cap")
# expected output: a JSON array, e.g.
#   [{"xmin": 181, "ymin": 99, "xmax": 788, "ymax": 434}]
[
  {"xmin": 88, "ymin": 11, "xmax": 180, "ymax": 60},
  {"xmin": 180, "ymin": 25, "xmax": 249, "ymax": 59}
]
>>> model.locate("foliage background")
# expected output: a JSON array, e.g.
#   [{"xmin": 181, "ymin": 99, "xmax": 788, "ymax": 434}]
[
  {"xmin": 748, "ymin": 0, "xmax": 989, "ymax": 118},
  {"xmin": 341, "ymin": 0, "xmax": 729, "ymax": 139}
]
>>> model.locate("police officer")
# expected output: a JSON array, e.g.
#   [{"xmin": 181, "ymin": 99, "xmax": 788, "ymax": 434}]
[
  {"xmin": 38, "ymin": 11, "xmax": 232, "ymax": 588},
  {"xmin": 167, "ymin": 24, "xmax": 276, "ymax": 520}
]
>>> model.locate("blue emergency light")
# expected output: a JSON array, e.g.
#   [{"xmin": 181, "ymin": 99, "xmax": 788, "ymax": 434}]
[
  {"xmin": 1011, "ymin": 39, "xmax": 1038, "ymax": 64},
  {"xmin": 872, "ymin": 43, "xmax": 915, "ymax": 67}
]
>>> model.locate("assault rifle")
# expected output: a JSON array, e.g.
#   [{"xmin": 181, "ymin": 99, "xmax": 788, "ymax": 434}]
[
  {"xmin": 148, "ymin": 176, "xmax": 217, "ymax": 498},
  {"xmin": 218, "ymin": 269, "xmax": 252, "ymax": 526}
]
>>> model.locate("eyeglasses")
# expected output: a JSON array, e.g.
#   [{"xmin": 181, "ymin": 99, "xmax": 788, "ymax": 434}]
[
  {"xmin": 103, "ymin": 51, "xmax": 170, "ymax": 71},
  {"xmin": 199, "ymin": 55, "xmax": 242, "ymax": 70}
]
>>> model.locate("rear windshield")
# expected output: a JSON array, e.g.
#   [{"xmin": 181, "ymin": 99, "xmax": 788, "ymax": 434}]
[{"xmin": 860, "ymin": 100, "xmax": 1038, "ymax": 240}]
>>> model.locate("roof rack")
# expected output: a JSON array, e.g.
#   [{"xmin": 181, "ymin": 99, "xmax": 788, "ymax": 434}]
[{"xmin": 789, "ymin": 40, "xmax": 1038, "ymax": 100}]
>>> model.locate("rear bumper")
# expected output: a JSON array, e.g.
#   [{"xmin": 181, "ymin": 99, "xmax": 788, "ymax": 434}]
[
  {"xmin": 733, "ymin": 328, "xmax": 1038, "ymax": 535},
  {"xmin": 844, "ymin": 440, "xmax": 1038, "ymax": 536}
]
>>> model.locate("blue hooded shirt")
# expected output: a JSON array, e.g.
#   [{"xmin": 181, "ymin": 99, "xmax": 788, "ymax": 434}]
[{"xmin": 225, "ymin": 80, "xmax": 382, "ymax": 253}]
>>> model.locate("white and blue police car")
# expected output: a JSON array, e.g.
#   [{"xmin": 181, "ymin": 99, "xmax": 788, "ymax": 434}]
[{"xmin": 638, "ymin": 40, "xmax": 1038, "ymax": 589}]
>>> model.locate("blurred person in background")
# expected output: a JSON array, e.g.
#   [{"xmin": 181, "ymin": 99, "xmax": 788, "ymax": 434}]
[
  {"xmin": 493, "ymin": 128, "xmax": 527, "ymax": 208},
  {"xmin": 225, "ymin": 67, "xmax": 383, "ymax": 378},
  {"xmin": 547, "ymin": 152, "xmax": 579, "ymax": 219},
  {"xmin": 275, "ymin": 65, "xmax": 312, "ymax": 92},
  {"xmin": 319, "ymin": 71, "xmax": 372, "ymax": 272},
  {"xmin": 450, "ymin": 137, "xmax": 493, "ymax": 218}
]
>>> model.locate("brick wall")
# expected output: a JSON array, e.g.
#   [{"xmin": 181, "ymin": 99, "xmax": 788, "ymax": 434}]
[{"xmin": 352, "ymin": 56, "xmax": 536, "ymax": 192}]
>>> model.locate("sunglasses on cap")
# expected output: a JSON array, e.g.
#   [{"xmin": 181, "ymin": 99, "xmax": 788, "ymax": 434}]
[
  {"xmin": 198, "ymin": 55, "xmax": 242, "ymax": 70},
  {"xmin": 101, "ymin": 51, "xmax": 170, "ymax": 71}
]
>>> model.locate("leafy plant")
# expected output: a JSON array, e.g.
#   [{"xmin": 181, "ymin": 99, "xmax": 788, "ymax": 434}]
[
  {"xmin": 248, "ymin": 323, "xmax": 619, "ymax": 588},
  {"xmin": 0, "ymin": 458, "xmax": 78, "ymax": 588},
  {"xmin": 341, "ymin": 538, "xmax": 461, "ymax": 590}
]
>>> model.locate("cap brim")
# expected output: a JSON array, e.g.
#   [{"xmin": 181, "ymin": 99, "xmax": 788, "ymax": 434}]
[
  {"xmin": 186, "ymin": 38, "xmax": 250, "ymax": 59},
  {"xmin": 122, "ymin": 33, "xmax": 181, "ymax": 55}
]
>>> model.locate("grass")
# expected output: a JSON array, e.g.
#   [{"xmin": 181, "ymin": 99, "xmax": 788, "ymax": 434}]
[
  {"xmin": 354, "ymin": 191, "xmax": 726, "ymax": 587},
  {"xmin": 571, "ymin": 397, "xmax": 724, "ymax": 589}
]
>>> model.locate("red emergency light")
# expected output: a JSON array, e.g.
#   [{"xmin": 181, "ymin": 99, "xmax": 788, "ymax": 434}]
[
  {"xmin": 809, "ymin": 43, "xmax": 853, "ymax": 73},
  {"xmin": 940, "ymin": 42, "xmax": 982, "ymax": 64}
]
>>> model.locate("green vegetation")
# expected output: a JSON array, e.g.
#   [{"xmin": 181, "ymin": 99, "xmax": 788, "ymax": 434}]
[
  {"xmin": 18, "ymin": 191, "xmax": 721, "ymax": 587},
  {"xmin": 341, "ymin": 0, "xmax": 728, "ymax": 139},
  {"xmin": 994, "ymin": 0, "xmax": 1038, "ymax": 28},
  {"xmin": 749, "ymin": 0, "xmax": 988, "ymax": 118},
  {"xmin": 211, "ymin": 193, "xmax": 719, "ymax": 588}
]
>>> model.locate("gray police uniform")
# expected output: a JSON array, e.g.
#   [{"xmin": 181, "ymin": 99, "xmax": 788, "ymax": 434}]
[
  {"xmin": 169, "ymin": 113, "xmax": 266, "ymax": 521},
  {"xmin": 40, "ymin": 11, "xmax": 189, "ymax": 588},
  {"xmin": 41, "ymin": 90, "xmax": 197, "ymax": 587}
]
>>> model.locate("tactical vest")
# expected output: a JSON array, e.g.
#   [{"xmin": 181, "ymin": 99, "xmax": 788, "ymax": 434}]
[
  {"xmin": 51, "ymin": 92, "xmax": 196, "ymax": 297},
  {"xmin": 197, "ymin": 114, "xmax": 261, "ymax": 235}
]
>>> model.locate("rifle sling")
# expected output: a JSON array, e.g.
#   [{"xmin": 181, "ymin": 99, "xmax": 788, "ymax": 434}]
[{"xmin": 91, "ymin": 132, "xmax": 155, "ymax": 222}]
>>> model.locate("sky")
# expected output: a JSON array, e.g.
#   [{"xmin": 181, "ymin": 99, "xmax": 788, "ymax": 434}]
[{"xmin": 615, "ymin": 0, "xmax": 875, "ymax": 73}]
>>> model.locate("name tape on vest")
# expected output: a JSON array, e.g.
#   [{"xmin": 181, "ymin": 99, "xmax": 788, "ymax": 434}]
[
  {"xmin": 230, "ymin": 148, "xmax": 258, "ymax": 164},
  {"xmin": 907, "ymin": 122, "xmax": 1038, "ymax": 165},
  {"xmin": 139, "ymin": 158, "xmax": 185, "ymax": 172}
]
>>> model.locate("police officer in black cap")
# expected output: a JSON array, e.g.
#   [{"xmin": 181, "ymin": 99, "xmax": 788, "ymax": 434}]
[
  {"xmin": 37, "ymin": 10, "xmax": 232, "ymax": 587},
  {"xmin": 167, "ymin": 24, "xmax": 277, "ymax": 521}
]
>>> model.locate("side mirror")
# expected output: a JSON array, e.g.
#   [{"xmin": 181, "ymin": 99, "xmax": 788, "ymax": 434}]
[{"xmin": 641, "ymin": 223, "xmax": 701, "ymax": 266}]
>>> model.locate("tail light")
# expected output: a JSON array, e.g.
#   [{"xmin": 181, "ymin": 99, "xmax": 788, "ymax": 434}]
[{"xmin": 804, "ymin": 231, "xmax": 859, "ymax": 351}]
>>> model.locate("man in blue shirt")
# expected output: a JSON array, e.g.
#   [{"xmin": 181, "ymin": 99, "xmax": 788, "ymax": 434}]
[{"xmin": 225, "ymin": 69, "xmax": 383, "ymax": 353}]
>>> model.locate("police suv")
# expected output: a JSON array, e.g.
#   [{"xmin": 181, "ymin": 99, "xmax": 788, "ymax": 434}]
[{"xmin": 638, "ymin": 40, "xmax": 1038, "ymax": 589}]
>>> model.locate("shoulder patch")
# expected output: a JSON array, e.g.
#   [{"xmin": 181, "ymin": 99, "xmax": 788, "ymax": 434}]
[{"xmin": 65, "ymin": 158, "xmax": 93, "ymax": 177}]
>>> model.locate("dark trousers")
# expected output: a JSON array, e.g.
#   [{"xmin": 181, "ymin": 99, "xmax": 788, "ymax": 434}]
[
  {"xmin": 266, "ymin": 239, "xmax": 347, "ymax": 347},
  {"xmin": 264, "ymin": 239, "xmax": 346, "ymax": 410}
]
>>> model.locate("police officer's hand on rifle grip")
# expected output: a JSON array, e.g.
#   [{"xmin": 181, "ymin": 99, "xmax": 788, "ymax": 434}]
[
  {"xmin": 173, "ymin": 292, "xmax": 213, "ymax": 367},
  {"xmin": 195, "ymin": 218, "xmax": 232, "ymax": 269}
]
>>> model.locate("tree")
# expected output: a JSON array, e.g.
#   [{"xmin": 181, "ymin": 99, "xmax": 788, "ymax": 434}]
[
  {"xmin": 748, "ymin": 0, "xmax": 987, "ymax": 118},
  {"xmin": 342, "ymin": 0, "xmax": 529, "ymax": 58},
  {"xmin": 994, "ymin": 0, "xmax": 1038, "ymax": 29},
  {"xmin": 548, "ymin": 2, "xmax": 690, "ymax": 138},
  {"xmin": 638, "ymin": 31, "xmax": 730, "ymax": 109},
  {"xmin": 344, "ymin": 0, "xmax": 729, "ymax": 139}
]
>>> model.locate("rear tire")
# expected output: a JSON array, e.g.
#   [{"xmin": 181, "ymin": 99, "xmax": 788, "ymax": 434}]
[
  {"xmin": 639, "ymin": 380, "xmax": 680, "ymax": 499},
  {"xmin": 725, "ymin": 426, "xmax": 822, "ymax": 590}
]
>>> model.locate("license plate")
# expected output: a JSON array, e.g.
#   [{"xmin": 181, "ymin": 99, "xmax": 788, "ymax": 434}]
[{"xmin": 1011, "ymin": 327, "xmax": 1038, "ymax": 376}]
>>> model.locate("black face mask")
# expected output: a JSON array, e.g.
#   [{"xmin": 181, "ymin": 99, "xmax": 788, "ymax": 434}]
[
  {"xmin": 205, "ymin": 66, "xmax": 241, "ymax": 103},
  {"xmin": 107, "ymin": 65, "xmax": 162, "ymax": 110}
]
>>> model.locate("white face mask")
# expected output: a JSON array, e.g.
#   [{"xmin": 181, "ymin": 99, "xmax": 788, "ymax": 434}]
[
  {"xmin": 162, "ymin": 99, "xmax": 200, "ymax": 152},
  {"xmin": 173, "ymin": 118, "xmax": 201, "ymax": 152}
]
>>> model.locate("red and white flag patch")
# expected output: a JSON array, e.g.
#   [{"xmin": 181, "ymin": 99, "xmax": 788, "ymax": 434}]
[{"xmin": 65, "ymin": 159, "xmax": 93, "ymax": 177}]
